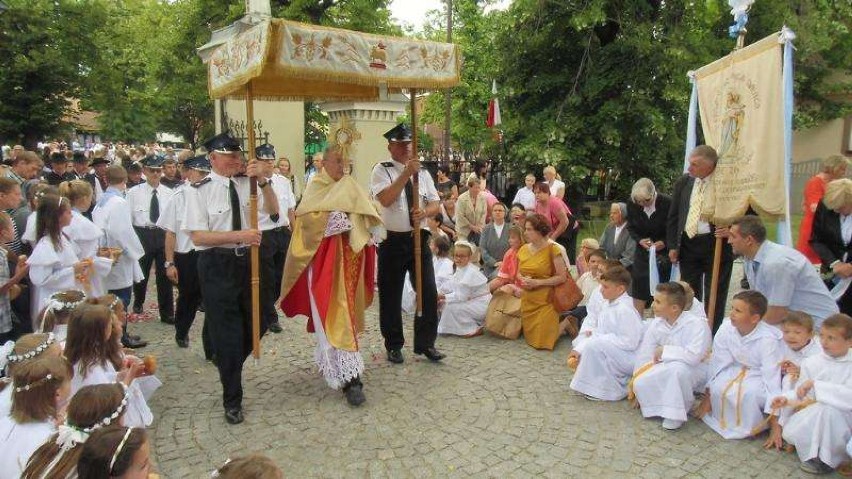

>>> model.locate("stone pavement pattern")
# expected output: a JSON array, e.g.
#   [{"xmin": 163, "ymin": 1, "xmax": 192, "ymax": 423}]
[{"xmin": 134, "ymin": 261, "xmax": 842, "ymax": 478}]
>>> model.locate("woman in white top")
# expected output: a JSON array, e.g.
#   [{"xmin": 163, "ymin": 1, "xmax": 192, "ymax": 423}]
[{"xmin": 543, "ymin": 166, "xmax": 565, "ymax": 200}]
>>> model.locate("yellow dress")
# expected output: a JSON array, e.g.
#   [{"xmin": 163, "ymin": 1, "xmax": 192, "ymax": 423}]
[{"xmin": 517, "ymin": 243, "xmax": 561, "ymax": 350}]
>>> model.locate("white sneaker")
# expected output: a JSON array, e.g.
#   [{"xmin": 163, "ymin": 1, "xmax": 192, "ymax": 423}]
[{"xmin": 662, "ymin": 419, "xmax": 685, "ymax": 430}]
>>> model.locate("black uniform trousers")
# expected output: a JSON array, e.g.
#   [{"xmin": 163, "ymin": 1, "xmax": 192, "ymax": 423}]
[
  {"xmin": 132, "ymin": 227, "xmax": 174, "ymax": 319},
  {"xmin": 198, "ymin": 248, "xmax": 267, "ymax": 410},
  {"xmin": 174, "ymin": 250, "xmax": 212, "ymax": 358},
  {"xmin": 260, "ymin": 227, "xmax": 291, "ymax": 326},
  {"xmin": 679, "ymin": 232, "xmax": 734, "ymax": 333},
  {"xmin": 378, "ymin": 230, "xmax": 438, "ymax": 352}
]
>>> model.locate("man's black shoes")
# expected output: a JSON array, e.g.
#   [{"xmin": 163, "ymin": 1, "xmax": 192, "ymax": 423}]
[
  {"xmin": 414, "ymin": 347, "xmax": 446, "ymax": 362},
  {"xmin": 176, "ymin": 338, "xmax": 189, "ymax": 348},
  {"xmin": 224, "ymin": 408, "xmax": 244, "ymax": 424},
  {"xmin": 121, "ymin": 335, "xmax": 148, "ymax": 349},
  {"xmin": 386, "ymin": 349, "xmax": 404, "ymax": 364},
  {"xmin": 343, "ymin": 377, "xmax": 366, "ymax": 406}
]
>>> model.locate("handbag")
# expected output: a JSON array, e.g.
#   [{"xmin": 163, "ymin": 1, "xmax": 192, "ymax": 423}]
[
  {"xmin": 549, "ymin": 246, "xmax": 583, "ymax": 312},
  {"xmin": 485, "ymin": 291, "xmax": 522, "ymax": 339}
]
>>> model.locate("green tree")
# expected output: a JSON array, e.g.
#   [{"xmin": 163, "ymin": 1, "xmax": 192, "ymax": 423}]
[{"xmin": 0, "ymin": 0, "xmax": 105, "ymax": 147}]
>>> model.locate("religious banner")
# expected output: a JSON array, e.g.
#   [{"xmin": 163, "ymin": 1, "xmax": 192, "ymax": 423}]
[
  {"xmin": 695, "ymin": 33, "xmax": 786, "ymax": 224},
  {"xmin": 207, "ymin": 19, "xmax": 462, "ymax": 100}
]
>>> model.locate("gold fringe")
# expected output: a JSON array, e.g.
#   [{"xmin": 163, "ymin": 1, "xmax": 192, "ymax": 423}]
[{"xmin": 626, "ymin": 362, "xmax": 656, "ymax": 406}]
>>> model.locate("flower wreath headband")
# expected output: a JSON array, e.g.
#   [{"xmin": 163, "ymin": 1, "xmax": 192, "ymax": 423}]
[
  {"xmin": 5, "ymin": 332, "xmax": 55, "ymax": 365},
  {"xmin": 39, "ymin": 291, "xmax": 87, "ymax": 333},
  {"xmin": 53, "ymin": 383, "xmax": 130, "ymax": 453}
]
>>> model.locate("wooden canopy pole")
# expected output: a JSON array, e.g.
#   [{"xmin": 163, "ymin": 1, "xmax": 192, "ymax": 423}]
[
  {"xmin": 706, "ymin": 236, "xmax": 723, "ymax": 330},
  {"xmin": 410, "ymin": 90, "xmax": 423, "ymax": 317},
  {"xmin": 245, "ymin": 82, "xmax": 261, "ymax": 361}
]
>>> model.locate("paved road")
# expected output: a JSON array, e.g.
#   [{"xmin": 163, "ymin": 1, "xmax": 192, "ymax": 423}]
[{"xmin": 135, "ymin": 260, "xmax": 841, "ymax": 478}]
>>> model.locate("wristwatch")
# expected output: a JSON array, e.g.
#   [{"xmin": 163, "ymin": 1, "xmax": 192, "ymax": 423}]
[
  {"xmin": 164, "ymin": 261, "xmax": 175, "ymax": 268},
  {"xmin": 258, "ymin": 180, "xmax": 269, "ymax": 188}
]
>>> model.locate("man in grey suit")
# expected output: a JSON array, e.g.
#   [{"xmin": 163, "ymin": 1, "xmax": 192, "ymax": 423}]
[{"xmin": 599, "ymin": 202, "xmax": 635, "ymax": 269}]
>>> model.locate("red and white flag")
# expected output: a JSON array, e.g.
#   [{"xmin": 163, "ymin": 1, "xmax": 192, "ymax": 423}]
[{"xmin": 486, "ymin": 80, "xmax": 501, "ymax": 127}]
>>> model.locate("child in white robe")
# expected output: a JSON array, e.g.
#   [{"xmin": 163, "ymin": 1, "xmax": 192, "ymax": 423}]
[
  {"xmin": 402, "ymin": 235, "xmax": 454, "ymax": 314},
  {"xmin": 630, "ymin": 282, "xmax": 711, "ymax": 430},
  {"xmin": 569, "ymin": 266, "xmax": 643, "ymax": 401},
  {"xmin": 65, "ymin": 302, "xmax": 155, "ymax": 428},
  {"xmin": 771, "ymin": 314, "xmax": 852, "ymax": 474},
  {"xmin": 0, "ymin": 333, "xmax": 62, "ymax": 418},
  {"xmin": 60, "ymin": 180, "xmax": 111, "ymax": 297},
  {"xmin": 35, "ymin": 289, "xmax": 87, "ymax": 347},
  {"xmin": 697, "ymin": 290, "xmax": 783, "ymax": 440},
  {"xmin": 437, "ymin": 241, "xmax": 491, "ymax": 337},
  {"xmin": 675, "ymin": 281, "xmax": 707, "ymax": 320},
  {"xmin": 0, "ymin": 355, "xmax": 73, "ymax": 478},
  {"xmin": 28, "ymin": 195, "xmax": 110, "ymax": 331}
]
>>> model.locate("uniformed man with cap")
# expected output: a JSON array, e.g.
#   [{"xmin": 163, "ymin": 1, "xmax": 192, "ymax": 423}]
[
  {"xmin": 126, "ymin": 154, "xmax": 175, "ymax": 324},
  {"xmin": 43, "ymin": 151, "xmax": 75, "ymax": 186},
  {"xmin": 160, "ymin": 156, "xmax": 183, "ymax": 189},
  {"xmin": 71, "ymin": 151, "xmax": 99, "ymax": 218},
  {"xmin": 183, "ymin": 132, "xmax": 279, "ymax": 425},
  {"xmin": 157, "ymin": 154, "xmax": 212, "ymax": 356},
  {"xmin": 90, "ymin": 148, "xmax": 111, "ymax": 198},
  {"xmin": 370, "ymin": 123, "xmax": 445, "ymax": 364},
  {"xmin": 255, "ymin": 143, "xmax": 296, "ymax": 334}
]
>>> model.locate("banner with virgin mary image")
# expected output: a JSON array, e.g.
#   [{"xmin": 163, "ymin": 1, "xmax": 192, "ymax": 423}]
[{"xmin": 694, "ymin": 33, "xmax": 786, "ymax": 223}]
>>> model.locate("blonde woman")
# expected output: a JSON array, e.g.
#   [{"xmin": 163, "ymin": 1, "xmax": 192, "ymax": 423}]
[
  {"xmin": 810, "ymin": 178, "xmax": 852, "ymax": 315},
  {"xmin": 455, "ymin": 173, "xmax": 487, "ymax": 243},
  {"xmin": 798, "ymin": 155, "xmax": 850, "ymax": 263}
]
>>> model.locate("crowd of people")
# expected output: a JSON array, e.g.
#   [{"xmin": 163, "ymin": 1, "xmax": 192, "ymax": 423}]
[{"xmin": 0, "ymin": 130, "xmax": 850, "ymax": 476}]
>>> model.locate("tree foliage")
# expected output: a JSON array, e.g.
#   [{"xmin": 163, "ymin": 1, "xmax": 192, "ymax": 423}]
[{"xmin": 0, "ymin": 0, "xmax": 105, "ymax": 147}]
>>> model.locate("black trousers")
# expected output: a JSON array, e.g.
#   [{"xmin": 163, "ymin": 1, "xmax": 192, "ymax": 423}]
[
  {"xmin": 132, "ymin": 227, "xmax": 174, "ymax": 319},
  {"xmin": 198, "ymin": 248, "xmax": 267, "ymax": 410},
  {"xmin": 174, "ymin": 250, "xmax": 212, "ymax": 357},
  {"xmin": 260, "ymin": 227, "xmax": 291, "ymax": 326},
  {"xmin": 378, "ymin": 230, "xmax": 438, "ymax": 352},
  {"xmin": 556, "ymin": 228, "xmax": 578, "ymax": 264},
  {"xmin": 679, "ymin": 233, "xmax": 734, "ymax": 332}
]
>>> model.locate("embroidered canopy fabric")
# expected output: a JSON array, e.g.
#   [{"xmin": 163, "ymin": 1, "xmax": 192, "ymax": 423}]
[{"xmin": 207, "ymin": 19, "xmax": 462, "ymax": 100}]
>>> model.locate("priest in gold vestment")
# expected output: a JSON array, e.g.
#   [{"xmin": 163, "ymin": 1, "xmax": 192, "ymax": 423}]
[{"xmin": 279, "ymin": 146, "xmax": 382, "ymax": 406}]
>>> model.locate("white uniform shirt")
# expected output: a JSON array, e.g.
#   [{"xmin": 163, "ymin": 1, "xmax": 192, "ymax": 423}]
[
  {"xmin": 156, "ymin": 182, "xmax": 195, "ymax": 253},
  {"xmin": 125, "ymin": 182, "xmax": 174, "ymax": 228},
  {"xmin": 548, "ymin": 178, "xmax": 565, "ymax": 197},
  {"xmin": 182, "ymin": 171, "xmax": 255, "ymax": 250},
  {"xmin": 259, "ymin": 174, "xmax": 296, "ymax": 230},
  {"xmin": 370, "ymin": 160, "xmax": 440, "ymax": 232}
]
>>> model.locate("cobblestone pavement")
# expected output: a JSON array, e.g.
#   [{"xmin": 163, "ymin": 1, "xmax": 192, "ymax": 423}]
[{"xmin": 133, "ymin": 260, "xmax": 843, "ymax": 478}]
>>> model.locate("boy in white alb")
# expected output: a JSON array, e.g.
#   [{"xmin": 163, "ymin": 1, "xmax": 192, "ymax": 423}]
[
  {"xmin": 771, "ymin": 314, "xmax": 852, "ymax": 475},
  {"xmin": 569, "ymin": 267, "xmax": 643, "ymax": 401},
  {"xmin": 696, "ymin": 290, "xmax": 783, "ymax": 440},
  {"xmin": 631, "ymin": 282, "xmax": 711, "ymax": 430}
]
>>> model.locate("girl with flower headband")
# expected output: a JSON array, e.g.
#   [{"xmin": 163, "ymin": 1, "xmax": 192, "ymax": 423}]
[
  {"xmin": 77, "ymin": 427, "xmax": 150, "ymax": 479},
  {"xmin": 212, "ymin": 454, "xmax": 284, "ymax": 479},
  {"xmin": 436, "ymin": 240, "xmax": 491, "ymax": 337},
  {"xmin": 0, "ymin": 355, "xmax": 74, "ymax": 478},
  {"xmin": 66, "ymin": 302, "xmax": 155, "ymax": 428},
  {"xmin": 36, "ymin": 289, "xmax": 87, "ymax": 346},
  {"xmin": 22, "ymin": 383, "xmax": 129, "ymax": 479},
  {"xmin": 0, "ymin": 332, "xmax": 62, "ymax": 417},
  {"xmin": 27, "ymin": 195, "xmax": 113, "ymax": 332}
]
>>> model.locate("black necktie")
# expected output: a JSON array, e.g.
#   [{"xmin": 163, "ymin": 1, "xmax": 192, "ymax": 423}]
[
  {"xmin": 229, "ymin": 180, "xmax": 242, "ymax": 230},
  {"xmin": 149, "ymin": 188, "xmax": 159, "ymax": 223},
  {"xmin": 403, "ymin": 177, "xmax": 415, "ymax": 227}
]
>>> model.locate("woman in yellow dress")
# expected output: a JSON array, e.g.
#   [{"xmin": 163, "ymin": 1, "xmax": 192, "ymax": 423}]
[{"xmin": 517, "ymin": 213, "xmax": 568, "ymax": 350}]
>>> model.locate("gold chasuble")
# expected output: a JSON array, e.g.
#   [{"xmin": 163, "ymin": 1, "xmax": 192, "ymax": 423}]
[{"xmin": 280, "ymin": 171, "xmax": 382, "ymax": 352}]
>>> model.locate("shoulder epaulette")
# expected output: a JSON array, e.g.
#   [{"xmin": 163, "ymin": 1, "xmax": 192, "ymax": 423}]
[
  {"xmin": 191, "ymin": 177, "xmax": 211, "ymax": 188},
  {"xmin": 380, "ymin": 162, "xmax": 394, "ymax": 167}
]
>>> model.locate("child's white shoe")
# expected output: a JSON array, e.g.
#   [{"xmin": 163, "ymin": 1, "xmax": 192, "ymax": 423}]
[{"xmin": 662, "ymin": 419, "xmax": 685, "ymax": 430}]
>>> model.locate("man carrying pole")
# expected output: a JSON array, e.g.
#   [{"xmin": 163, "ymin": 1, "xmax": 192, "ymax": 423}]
[
  {"xmin": 370, "ymin": 123, "xmax": 445, "ymax": 364},
  {"xmin": 183, "ymin": 132, "xmax": 278, "ymax": 425}
]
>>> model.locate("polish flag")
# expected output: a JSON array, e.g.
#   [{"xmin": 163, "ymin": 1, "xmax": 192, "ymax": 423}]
[{"xmin": 486, "ymin": 80, "xmax": 501, "ymax": 127}]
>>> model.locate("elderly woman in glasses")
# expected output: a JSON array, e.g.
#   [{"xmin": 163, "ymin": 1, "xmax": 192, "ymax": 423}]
[{"xmin": 625, "ymin": 178, "xmax": 671, "ymax": 313}]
